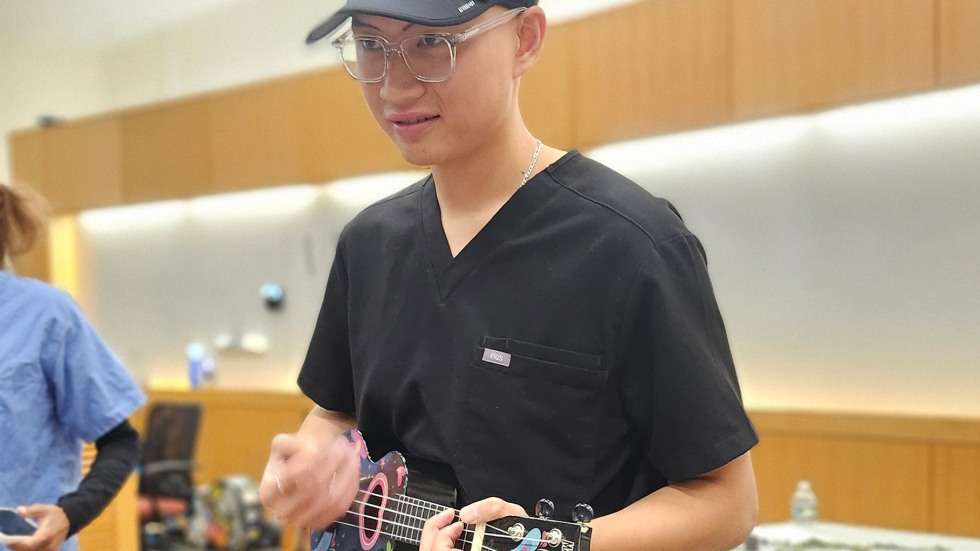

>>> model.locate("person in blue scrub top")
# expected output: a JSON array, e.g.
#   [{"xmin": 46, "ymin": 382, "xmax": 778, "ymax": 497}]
[{"xmin": 0, "ymin": 182, "xmax": 146, "ymax": 551}]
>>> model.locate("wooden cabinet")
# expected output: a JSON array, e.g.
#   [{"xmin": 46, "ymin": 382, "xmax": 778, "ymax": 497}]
[
  {"xmin": 567, "ymin": 0, "xmax": 731, "ymax": 148},
  {"xmin": 732, "ymin": 0, "xmax": 936, "ymax": 119},
  {"xmin": 208, "ymin": 76, "xmax": 310, "ymax": 192},
  {"xmin": 15, "ymin": 118, "xmax": 125, "ymax": 214},
  {"xmin": 208, "ymin": 69, "xmax": 412, "ymax": 192},
  {"xmin": 938, "ymin": 0, "xmax": 980, "ymax": 85},
  {"xmin": 120, "ymin": 100, "xmax": 213, "ymax": 203},
  {"xmin": 933, "ymin": 444, "xmax": 980, "ymax": 536},
  {"xmin": 41, "ymin": 118, "xmax": 124, "ymax": 212},
  {"xmin": 9, "ymin": 130, "xmax": 45, "ymax": 190},
  {"xmin": 300, "ymin": 70, "xmax": 414, "ymax": 182}
]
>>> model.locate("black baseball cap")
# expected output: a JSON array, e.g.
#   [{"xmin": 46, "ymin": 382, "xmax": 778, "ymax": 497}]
[{"xmin": 306, "ymin": 0, "xmax": 539, "ymax": 44}]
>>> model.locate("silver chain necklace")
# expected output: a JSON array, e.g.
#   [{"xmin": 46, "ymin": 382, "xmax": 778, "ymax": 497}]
[{"xmin": 520, "ymin": 139, "xmax": 543, "ymax": 187}]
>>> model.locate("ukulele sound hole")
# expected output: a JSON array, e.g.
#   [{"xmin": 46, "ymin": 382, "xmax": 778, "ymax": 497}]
[{"xmin": 359, "ymin": 473, "xmax": 389, "ymax": 549}]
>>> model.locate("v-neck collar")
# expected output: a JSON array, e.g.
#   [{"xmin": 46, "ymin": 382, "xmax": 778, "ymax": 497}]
[{"xmin": 420, "ymin": 172, "xmax": 546, "ymax": 301}]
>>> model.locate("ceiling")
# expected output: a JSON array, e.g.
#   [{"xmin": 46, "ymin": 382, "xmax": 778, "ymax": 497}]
[{"xmin": 0, "ymin": 0, "xmax": 644, "ymax": 50}]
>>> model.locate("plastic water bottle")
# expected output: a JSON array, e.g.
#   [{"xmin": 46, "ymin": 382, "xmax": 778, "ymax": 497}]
[
  {"xmin": 186, "ymin": 343, "xmax": 206, "ymax": 389},
  {"xmin": 791, "ymin": 480, "xmax": 818, "ymax": 522}
]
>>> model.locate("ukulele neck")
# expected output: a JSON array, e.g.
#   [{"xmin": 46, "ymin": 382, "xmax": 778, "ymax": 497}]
[{"xmin": 383, "ymin": 493, "xmax": 447, "ymax": 547}]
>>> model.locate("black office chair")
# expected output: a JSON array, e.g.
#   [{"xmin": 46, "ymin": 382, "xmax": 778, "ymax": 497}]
[{"xmin": 137, "ymin": 402, "xmax": 203, "ymax": 549}]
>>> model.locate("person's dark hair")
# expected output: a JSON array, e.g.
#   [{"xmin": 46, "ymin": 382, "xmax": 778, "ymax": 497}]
[{"xmin": 0, "ymin": 182, "xmax": 50, "ymax": 267}]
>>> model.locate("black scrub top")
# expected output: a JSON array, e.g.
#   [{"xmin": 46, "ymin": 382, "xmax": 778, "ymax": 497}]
[{"xmin": 299, "ymin": 151, "xmax": 758, "ymax": 519}]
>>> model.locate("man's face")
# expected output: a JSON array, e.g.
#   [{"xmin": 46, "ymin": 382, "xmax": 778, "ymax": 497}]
[{"xmin": 352, "ymin": 8, "xmax": 523, "ymax": 168}]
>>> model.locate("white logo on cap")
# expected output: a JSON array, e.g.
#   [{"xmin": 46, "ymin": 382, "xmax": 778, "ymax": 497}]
[{"xmin": 458, "ymin": 1, "xmax": 476, "ymax": 13}]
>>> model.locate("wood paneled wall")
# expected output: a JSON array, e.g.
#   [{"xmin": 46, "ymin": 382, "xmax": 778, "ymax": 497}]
[
  {"xmin": 750, "ymin": 410, "xmax": 980, "ymax": 537},
  {"xmin": 564, "ymin": 0, "xmax": 732, "ymax": 146},
  {"xmin": 933, "ymin": 445, "xmax": 980, "ymax": 536},
  {"xmin": 29, "ymin": 117, "xmax": 125, "ymax": 212},
  {"xmin": 730, "ymin": 0, "xmax": 936, "ymax": 119},
  {"xmin": 938, "ymin": 0, "xmax": 980, "ymax": 85},
  {"xmin": 119, "ymin": 100, "xmax": 212, "ymax": 203}
]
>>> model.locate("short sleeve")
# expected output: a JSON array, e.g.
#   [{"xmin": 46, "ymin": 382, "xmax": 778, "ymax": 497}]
[
  {"xmin": 618, "ymin": 233, "xmax": 757, "ymax": 482},
  {"xmin": 41, "ymin": 298, "xmax": 146, "ymax": 444},
  {"xmin": 298, "ymin": 237, "xmax": 357, "ymax": 413}
]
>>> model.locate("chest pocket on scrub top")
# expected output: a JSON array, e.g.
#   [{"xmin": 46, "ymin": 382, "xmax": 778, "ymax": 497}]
[{"xmin": 455, "ymin": 336, "xmax": 607, "ymax": 515}]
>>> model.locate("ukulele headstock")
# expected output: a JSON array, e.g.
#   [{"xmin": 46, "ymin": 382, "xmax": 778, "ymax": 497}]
[{"xmin": 478, "ymin": 503, "xmax": 592, "ymax": 551}]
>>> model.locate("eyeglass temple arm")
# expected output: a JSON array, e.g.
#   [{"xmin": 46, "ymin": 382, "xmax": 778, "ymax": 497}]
[{"xmin": 451, "ymin": 7, "xmax": 527, "ymax": 42}]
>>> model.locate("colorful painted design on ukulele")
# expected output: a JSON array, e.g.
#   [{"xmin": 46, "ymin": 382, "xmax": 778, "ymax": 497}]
[
  {"xmin": 513, "ymin": 528, "xmax": 544, "ymax": 551},
  {"xmin": 312, "ymin": 430, "xmax": 408, "ymax": 551}
]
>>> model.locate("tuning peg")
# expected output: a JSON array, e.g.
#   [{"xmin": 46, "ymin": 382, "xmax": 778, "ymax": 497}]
[
  {"xmin": 571, "ymin": 503, "xmax": 594, "ymax": 524},
  {"xmin": 535, "ymin": 499, "xmax": 555, "ymax": 519}
]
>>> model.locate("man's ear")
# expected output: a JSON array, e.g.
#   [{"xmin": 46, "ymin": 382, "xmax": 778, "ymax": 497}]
[{"xmin": 513, "ymin": 7, "xmax": 547, "ymax": 78}]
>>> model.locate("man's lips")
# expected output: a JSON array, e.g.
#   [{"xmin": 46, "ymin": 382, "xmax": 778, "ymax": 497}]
[{"xmin": 390, "ymin": 114, "xmax": 439, "ymax": 126}]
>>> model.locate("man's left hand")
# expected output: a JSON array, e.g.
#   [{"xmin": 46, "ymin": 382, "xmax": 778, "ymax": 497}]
[{"xmin": 419, "ymin": 498, "xmax": 527, "ymax": 551}]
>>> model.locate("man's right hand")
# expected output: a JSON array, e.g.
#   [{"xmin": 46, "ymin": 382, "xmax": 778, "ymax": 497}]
[{"xmin": 258, "ymin": 427, "xmax": 360, "ymax": 529}]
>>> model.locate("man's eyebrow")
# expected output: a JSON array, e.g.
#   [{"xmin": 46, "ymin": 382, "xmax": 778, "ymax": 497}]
[
  {"xmin": 351, "ymin": 18, "xmax": 418, "ymax": 33},
  {"xmin": 351, "ymin": 19, "xmax": 379, "ymax": 32}
]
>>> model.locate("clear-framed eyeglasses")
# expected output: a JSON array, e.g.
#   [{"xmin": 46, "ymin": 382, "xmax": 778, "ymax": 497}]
[{"xmin": 331, "ymin": 7, "xmax": 527, "ymax": 83}]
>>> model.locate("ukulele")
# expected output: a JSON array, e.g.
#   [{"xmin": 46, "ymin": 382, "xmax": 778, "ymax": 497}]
[{"xmin": 311, "ymin": 429, "xmax": 593, "ymax": 551}]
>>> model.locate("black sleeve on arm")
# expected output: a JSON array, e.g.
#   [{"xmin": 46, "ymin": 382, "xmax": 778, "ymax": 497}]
[{"xmin": 57, "ymin": 419, "xmax": 141, "ymax": 536}]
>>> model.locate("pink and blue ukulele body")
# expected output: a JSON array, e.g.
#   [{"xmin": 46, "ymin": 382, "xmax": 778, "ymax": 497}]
[{"xmin": 311, "ymin": 429, "xmax": 414, "ymax": 551}]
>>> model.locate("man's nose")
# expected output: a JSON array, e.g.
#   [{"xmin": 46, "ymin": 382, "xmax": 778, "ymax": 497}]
[{"xmin": 380, "ymin": 51, "xmax": 424, "ymax": 99}]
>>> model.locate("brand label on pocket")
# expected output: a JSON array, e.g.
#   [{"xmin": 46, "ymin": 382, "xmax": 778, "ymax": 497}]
[{"xmin": 482, "ymin": 348, "xmax": 511, "ymax": 367}]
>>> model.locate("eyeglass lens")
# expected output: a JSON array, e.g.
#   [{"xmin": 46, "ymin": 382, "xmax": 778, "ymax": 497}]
[{"xmin": 340, "ymin": 35, "xmax": 454, "ymax": 82}]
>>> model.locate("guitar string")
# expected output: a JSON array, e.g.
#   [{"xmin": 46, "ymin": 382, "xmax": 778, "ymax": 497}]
[
  {"xmin": 347, "ymin": 496, "xmax": 529, "ymax": 542},
  {"xmin": 326, "ymin": 518, "xmax": 501, "ymax": 551},
  {"xmin": 351, "ymin": 490, "xmax": 510, "ymax": 536},
  {"xmin": 327, "ymin": 491, "xmax": 556, "ymax": 548},
  {"xmin": 334, "ymin": 505, "xmax": 537, "ymax": 551},
  {"xmin": 349, "ymin": 498, "xmax": 510, "ymax": 536}
]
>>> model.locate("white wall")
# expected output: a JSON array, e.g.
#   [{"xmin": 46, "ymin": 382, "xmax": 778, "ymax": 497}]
[
  {"xmin": 589, "ymin": 84, "xmax": 980, "ymax": 417},
  {"xmin": 100, "ymin": 0, "xmax": 344, "ymax": 110},
  {"xmin": 77, "ymin": 174, "xmax": 426, "ymax": 391}
]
